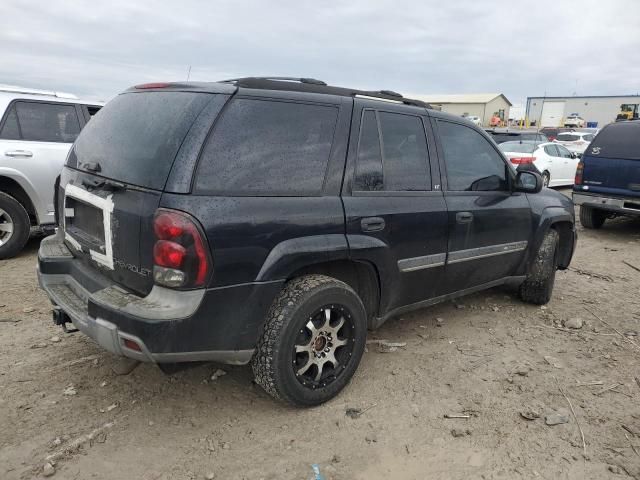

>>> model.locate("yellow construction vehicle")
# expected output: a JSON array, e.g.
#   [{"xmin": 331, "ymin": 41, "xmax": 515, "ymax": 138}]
[{"xmin": 616, "ymin": 103, "xmax": 639, "ymax": 121}]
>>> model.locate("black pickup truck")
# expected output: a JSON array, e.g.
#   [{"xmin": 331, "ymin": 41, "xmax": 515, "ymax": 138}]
[{"xmin": 38, "ymin": 77, "xmax": 577, "ymax": 406}]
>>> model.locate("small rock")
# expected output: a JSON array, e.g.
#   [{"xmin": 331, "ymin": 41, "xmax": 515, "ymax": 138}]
[
  {"xmin": 451, "ymin": 428, "xmax": 470, "ymax": 438},
  {"xmin": 106, "ymin": 403, "xmax": 118, "ymax": 412},
  {"xmin": 625, "ymin": 331, "xmax": 638, "ymax": 337},
  {"xmin": 331, "ymin": 454, "xmax": 341, "ymax": 463},
  {"xmin": 436, "ymin": 317, "xmax": 444, "ymax": 327},
  {"xmin": 520, "ymin": 409, "xmax": 540, "ymax": 421},
  {"xmin": 514, "ymin": 365, "xmax": 530, "ymax": 376},
  {"xmin": 544, "ymin": 355, "xmax": 564, "ymax": 369},
  {"xmin": 63, "ymin": 385, "xmax": 77, "ymax": 396},
  {"xmin": 612, "ymin": 339, "xmax": 621, "ymax": 347},
  {"xmin": 221, "ymin": 442, "xmax": 230, "ymax": 450},
  {"xmin": 564, "ymin": 317, "xmax": 583, "ymax": 329},
  {"xmin": 491, "ymin": 306, "xmax": 500, "ymax": 312},
  {"xmin": 43, "ymin": 462, "xmax": 55, "ymax": 477},
  {"xmin": 210, "ymin": 369, "xmax": 227, "ymax": 381},
  {"xmin": 50, "ymin": 335, "xmax": 61, "ymax": 343},
  {"xmin": 608, "ymin": 465, "xmax": 622, "ymax": 474},
  {"xmin": 205, "ymin": 473, "xmax": 216, "ymax": 480},
  {"xmin": 148, "ymin": 420, "xmax": 155, "ymax": 426},
  {"xmin": 23, "ymin": 307, "xmax": 35, "ymax": 313},
  {"xmin": 51, "ymin": 437, "xmax": 62, "ymax": 447},
  {"xmin": 545, "ymin": 410, "xmax": 570, "ymax": 426},
  {"xmin": 455, "ymin": 304, "xmax": 465, "ymax": 310},
  {"xmin": 100, "ymin": 381, "xmax": 107, "ymax": 387},
  {"xmin": 30, "ymin": 343, "xmax": 48, "ymax": 349}
]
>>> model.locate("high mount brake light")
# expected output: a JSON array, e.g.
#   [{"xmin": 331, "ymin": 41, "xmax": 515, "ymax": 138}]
[
  {"xmin": 135, "ymin": 82, "xmax": 172, "ymax": 89},
  {"xmin": 152, "ymin": 210, "xmax": 211, "ymax": 288},
  {"xmin": 510, "ymin": 157, "xmax": 535, "ymax": 165}
]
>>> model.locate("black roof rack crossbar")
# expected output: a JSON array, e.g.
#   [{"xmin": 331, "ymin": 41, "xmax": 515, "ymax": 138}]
[{"xmin": 218, "ymin": 77, "xmax": 431, "ymax": 109}]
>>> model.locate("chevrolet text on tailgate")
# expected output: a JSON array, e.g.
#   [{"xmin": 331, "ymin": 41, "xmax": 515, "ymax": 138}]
[{"xmin": 38, "ymin": 77, "xmax": 577, "ymax": 406}]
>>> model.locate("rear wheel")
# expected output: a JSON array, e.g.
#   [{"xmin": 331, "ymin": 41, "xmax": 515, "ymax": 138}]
[
  {"xmin": 579, "ymin": 205, "xmax": 606, "ymax": 229},
  {"xmin": 541, "ymin": 171, "xmax": 551, "ymax": 187},
  {"xmin": 252, "ymin": 275, "xmax": 367, "ymax": 407},
  {"xmin": 519, "ymin": 229, "xmax": 559, "ymax": 305},
  {"xmin": 0, "ymin": 192, "xmax": 30, "ymax": 260}
]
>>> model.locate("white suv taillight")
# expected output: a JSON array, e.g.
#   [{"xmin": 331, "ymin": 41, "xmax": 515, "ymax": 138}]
[{"xmin": 152, "ymin": 209, "xmax": 211, "ymax": 289}]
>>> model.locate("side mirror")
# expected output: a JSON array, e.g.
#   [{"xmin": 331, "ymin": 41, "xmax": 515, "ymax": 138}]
[
  {"xmin": 514, "ymin": 171, "xmax": 543, "ymax": 193},
  {"xmin": 570, "ymin": 152, "xmax": 577, "ymax": 159}
]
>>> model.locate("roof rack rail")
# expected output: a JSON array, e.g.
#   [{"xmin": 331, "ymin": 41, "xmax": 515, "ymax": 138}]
[
  {"xmin": 218, "ymin": 77, "xmax": 431, "ymax": 109},
  {"xmin": 221, "ymin": 76, "xmax": 327, "ymax": 86}
]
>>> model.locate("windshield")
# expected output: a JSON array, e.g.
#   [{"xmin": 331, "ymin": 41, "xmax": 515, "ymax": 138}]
[
  {"xmin": 71, "ymin": 91, "xmax": 211, "ymax": 190},
  {"xmin": 499, "ymin": 142, "xmax": 537, "ymax": 154}
]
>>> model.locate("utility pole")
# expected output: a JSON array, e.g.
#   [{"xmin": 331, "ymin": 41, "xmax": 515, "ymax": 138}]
[{"xmin": 187, "ymin": 66, "xmax": 192, "ymax": 81}]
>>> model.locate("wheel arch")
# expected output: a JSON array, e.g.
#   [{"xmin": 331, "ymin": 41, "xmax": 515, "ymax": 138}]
[{"xmin": 0, "ymin": 175, "xmax": 38, "ymax": 225}]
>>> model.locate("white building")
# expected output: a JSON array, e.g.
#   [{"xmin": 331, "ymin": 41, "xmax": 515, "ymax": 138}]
[{"xmin": 525, "ymin": 95, "xmax": 640, "ymax": 128}]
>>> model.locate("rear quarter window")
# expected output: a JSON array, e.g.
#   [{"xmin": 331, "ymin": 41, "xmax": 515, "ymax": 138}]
[{"xmin": 195, "ymin": 98, "xmax": 338, "ymax": 196}]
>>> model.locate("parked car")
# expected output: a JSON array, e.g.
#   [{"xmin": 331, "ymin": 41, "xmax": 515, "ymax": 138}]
[
  {"xmin": 37, "ymin": 77, "xmax": 577, "ymax": 406},
  {"xmin": 464, "ymin": 115, "xmax": 482, "ymax": 126},
  {"xmin": 485, "ymin": 129, "xmax": 549, "ymax": 144},
  {"xmin": 498, "ymin": 141, "xmax": 580, "ymax": 187},
  {"xmin": 539, "ymin": 127, "xmax": 575, "ymax": 142},
  {"xmin": 564, "ymin": 114, "xmax": 585, "ymax": 128},
  {"xmin": 0, "ymin": 85, "xmax": 102, "ymax": 258},
  {"xmin": 554, "ymin": 131, "xmax": 595, "ymax": 155},
  {"xmin": 573, "ymin": 120, "xmax": 640, "ymax": 228}
]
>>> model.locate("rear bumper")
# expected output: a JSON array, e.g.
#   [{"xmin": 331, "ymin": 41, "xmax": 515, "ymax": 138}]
[
  {"xmin": 37, "ymin": 233, "xmax": 283, "ymax": 364},
  {"xmin": 573, "ymin": 192, "xmax": 640, "ymax": 216}
]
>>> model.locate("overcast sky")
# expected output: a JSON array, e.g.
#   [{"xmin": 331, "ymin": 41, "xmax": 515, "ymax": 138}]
[{"xmin": 2, "ymin": 0, "xmax": 639, "ymax": 104}]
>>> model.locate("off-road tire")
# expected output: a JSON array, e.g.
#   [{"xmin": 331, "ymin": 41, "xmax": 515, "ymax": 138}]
[
  {"xmin": 0, "ymin": 192, "xmax": 30, "ymax": 260},
  {"xmin": 579, "ymin": 205, "xmax": 606, "ymax": 229},
  {"xmin": 519, "ymin": 229, "xmax": 559, "ymax": 305},
  {"xmin": 252, "ymin": 274, "xmax": 367, "ymax": 407}
]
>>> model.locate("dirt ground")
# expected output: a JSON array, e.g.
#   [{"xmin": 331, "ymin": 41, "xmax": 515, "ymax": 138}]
[{"xmin": 2, "ymin": 190, "xmax": 640, "ymax": 480}]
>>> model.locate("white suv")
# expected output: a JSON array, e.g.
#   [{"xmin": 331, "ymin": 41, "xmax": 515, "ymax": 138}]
[
  {"xmin": 564, "ymin": 114, "xmax": 585, "ymax": 128},
  {"xmin": 0, "ymin": 85, "xmax": 102, "ymax": 258}
]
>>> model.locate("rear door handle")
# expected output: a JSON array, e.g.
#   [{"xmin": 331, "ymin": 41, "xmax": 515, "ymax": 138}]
[
  {"xmin": 5, "ymin": 150, "xmax": 33, "ymax": 157},
  {"xmin": 456, "ymin": 212, "xmax": 473, "ymax": 224},
  {"xmin": 361, "ymin": 217, "xmax": 385, "ymax": 232}
]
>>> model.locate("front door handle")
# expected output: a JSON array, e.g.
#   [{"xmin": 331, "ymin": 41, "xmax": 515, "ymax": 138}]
[
  {"xmin": 456, "ymin": 211, "xmax": 473, "ymax": 224},
  {"xmin": 5, "ymin": 150, "xmax": 33, "ymax": 157},
  {"xmin": 361, "ymin": 217, "xmax": 385, "ymax": 232}
]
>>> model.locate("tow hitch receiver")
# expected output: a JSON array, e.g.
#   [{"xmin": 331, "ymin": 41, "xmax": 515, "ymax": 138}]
[{"xmin": 52, "ymin": 307, "xmax": 78, "ymax": 333}]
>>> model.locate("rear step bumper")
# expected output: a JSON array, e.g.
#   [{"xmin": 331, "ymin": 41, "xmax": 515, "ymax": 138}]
[
  {"xmin": 37, "ymin": 232, "xmax": 283, "ymax": 365},
  {"xmin": 573, "ymin": 192, "xmax": 640, "ymax": 216}
]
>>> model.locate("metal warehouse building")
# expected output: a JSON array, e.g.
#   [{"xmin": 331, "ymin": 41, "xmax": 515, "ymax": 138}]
[
  {"xmin": 411, "ymin": 93, "xmax": 512, "ymax": 126},
  {"xmin": 525, "ymin": 95, "xmax": 640, "ymax": 128}
]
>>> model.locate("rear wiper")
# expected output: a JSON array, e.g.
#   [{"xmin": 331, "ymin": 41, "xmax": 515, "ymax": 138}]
[{"xmin": 81, "ymin": 178, "xmax": 126, "ymax": 192}]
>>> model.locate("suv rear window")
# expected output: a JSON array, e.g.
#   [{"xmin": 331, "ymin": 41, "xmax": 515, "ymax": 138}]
[
  {"xmin": 587, "ymin": 123, "xmax": 640, "ymax": 160},
  {"xmin": 196, "ymin": 99, "xmax": 338, "ymax": 196},
  {"xmin": 72, "ymin": 92, "xmax": 211, "ymax": 190}
]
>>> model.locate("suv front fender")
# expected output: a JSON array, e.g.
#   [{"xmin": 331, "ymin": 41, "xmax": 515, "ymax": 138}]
[{"xmin": 527, "ymin": 206, "xmax": 576, "ymax": 270}]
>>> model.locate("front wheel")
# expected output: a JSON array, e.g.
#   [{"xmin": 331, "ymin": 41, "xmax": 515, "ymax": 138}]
[
  {"xmin": 579, "ymin": 205, "xmax": 606, "ymax": 229},
  {"xmin": 519, "ymin": 229, "xmax": 559, "ymax": 305},
  {"xmin": 252, "ymin": 275, "xmax": 367, "ymax": 407}
]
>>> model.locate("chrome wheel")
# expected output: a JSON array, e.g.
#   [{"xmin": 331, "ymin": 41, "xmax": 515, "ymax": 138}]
[
  {"xmin": 0, "ymin": 208, "xmax": 14, "ymax": 246},
  {"xmin": 293, "ymin": 305, "xmax": 355, "ymax": 388}
]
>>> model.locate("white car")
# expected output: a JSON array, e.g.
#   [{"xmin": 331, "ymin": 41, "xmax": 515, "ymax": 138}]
[
  {"xmin": 0, "ymin": 85, "xmax": 102, "ymax": 258},
  {"xmin": 553, "ymin": 131, "xmax": 595, "ymax": 155},
  {"xmin": 464, "ymin": 115, "xmax": 482, "ymax": 126},
  {"xmin": 498, "ymin": 140, "xmax": 579, "ymax": 187},
  {"xmin": 564, "ymin": 115, "xmax": 585, "ymax": 128}
]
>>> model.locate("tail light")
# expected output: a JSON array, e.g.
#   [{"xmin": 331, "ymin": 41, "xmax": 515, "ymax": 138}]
[
  {"xmin": 510, "ymin": 157, "xmax": 535, "ymax": 165},
  {"xmin": 152, "ymin": 209, "xmax": 211, "ymax": 289},
  {"xmin": 135, "ymin": 82, "xmax": 171, "ymax": 89},
  {"xmin": 575, "ymin": 161, "xmax": 584, "ymax": 185}
]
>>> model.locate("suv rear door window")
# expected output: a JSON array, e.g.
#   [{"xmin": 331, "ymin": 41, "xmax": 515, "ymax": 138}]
[
  {"xmin": 15, "ymin": 101, "xmax": 81, "ymax": 143},
  {"xmin": 196, "ymin": 99, "xmax": 338, "ymax": 196},
  {"xmin": 544, "ymin": 145, "xmax": 559, "ymax": 156},
  {"xmin": 438, "ymin": 121, "xmax": 509, "ymax": 191},
  {"xmin": 73, "ymin": 92, "xmax": 211, "ymax": 190},
  {"xmin": 378, "ymin": 112, "xmax": 430, "ymax": 191}
]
